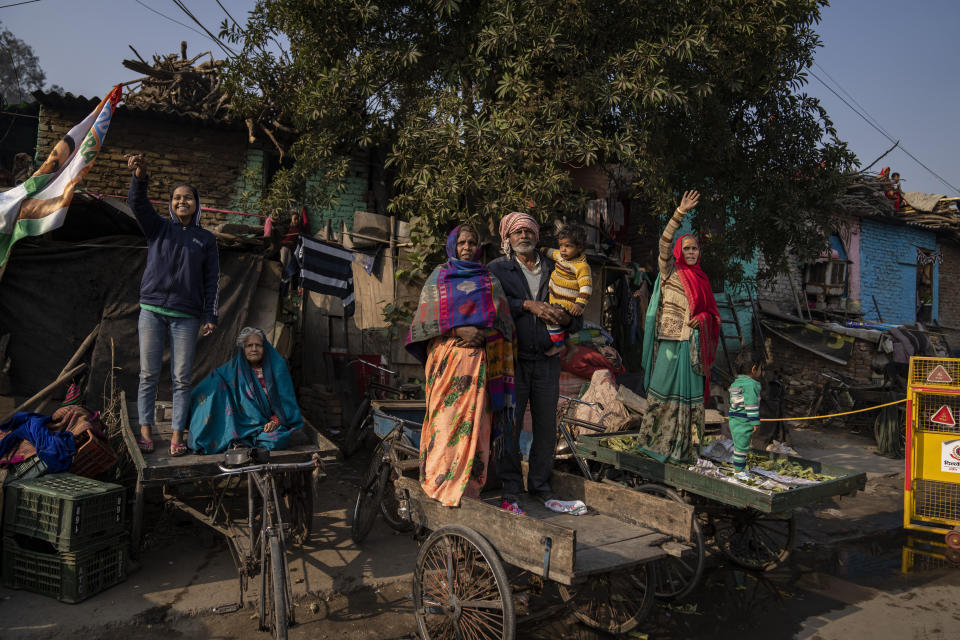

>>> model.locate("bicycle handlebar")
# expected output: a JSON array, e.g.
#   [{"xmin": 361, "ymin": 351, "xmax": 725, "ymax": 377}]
[
  {"xmin": 217, "ymin": 457, "xmax": 319, "ymax": 476},
  {"xmin": 348, "ymin": 359, "xmax": 397, "ymax": 376},
  {"xmin": 559, "ymin": 394, "xmax": 604, "ymax": 411}
]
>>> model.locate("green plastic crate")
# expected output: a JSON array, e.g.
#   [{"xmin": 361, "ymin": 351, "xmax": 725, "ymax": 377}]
[
  {"xmin": 2, "ymin": 534, "xmax": 127, "ymax": 603},
  {"xmin": 3, "ymin": 473, "xmax": 125, "ymax": 551}
]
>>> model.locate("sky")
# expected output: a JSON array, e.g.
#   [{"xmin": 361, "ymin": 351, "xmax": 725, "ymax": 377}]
[{"xmin": 2, "ymin": 0, "xmax": 958, "ymax": 196}]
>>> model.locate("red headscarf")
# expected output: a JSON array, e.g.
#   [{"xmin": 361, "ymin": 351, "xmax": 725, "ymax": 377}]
[{"xmin": 673, "ymin": 235, "xmax": 720, "ymax": 397}]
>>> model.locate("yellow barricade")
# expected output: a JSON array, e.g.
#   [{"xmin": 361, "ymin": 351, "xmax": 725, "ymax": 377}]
[{"xmin": 904, "ymin": 357, "xmax": 960, "ymax": 549}]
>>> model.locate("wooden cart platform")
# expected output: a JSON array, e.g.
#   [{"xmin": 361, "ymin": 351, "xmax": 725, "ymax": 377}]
[
  {"xmin": 576, "ymin": 430, "xmax": 867, "ymax": 514},
  {"xmin": 396, "ymin": 467, "xmax": 693, "ymax": 586},
  {"xmin": 118, "ymin": 391, "xmax": 338, "ymax": 546}
]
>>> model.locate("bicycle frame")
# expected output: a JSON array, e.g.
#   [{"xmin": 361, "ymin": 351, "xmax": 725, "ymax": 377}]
[{"xmin": 213, "ymin": 457, "xmax": 319, "ymax": 634}]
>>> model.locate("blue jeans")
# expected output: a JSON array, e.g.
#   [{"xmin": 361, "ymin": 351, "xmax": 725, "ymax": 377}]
[{"xmin": 137, "ymin": 308, "xmax": 200, "ymax": 432}]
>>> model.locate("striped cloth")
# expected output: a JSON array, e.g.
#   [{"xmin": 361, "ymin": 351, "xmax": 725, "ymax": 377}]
[{"xmin": 298, "ymin": 235, "xmax": 355, "ymax": 316}]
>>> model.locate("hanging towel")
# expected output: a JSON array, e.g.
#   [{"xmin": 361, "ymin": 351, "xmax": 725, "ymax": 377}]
[{"xmin": 299, "ymin": 235, "xmax": 355, "ymax": 316}]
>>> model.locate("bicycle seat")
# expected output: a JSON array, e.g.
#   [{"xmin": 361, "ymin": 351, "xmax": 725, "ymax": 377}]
[
  {"xmin": 223, "ymin": 446, "xmax": 271, "ymax": 467},
  {"xmin": 399, "ymin": 383, "xmax": 422, "ymax": 397}
]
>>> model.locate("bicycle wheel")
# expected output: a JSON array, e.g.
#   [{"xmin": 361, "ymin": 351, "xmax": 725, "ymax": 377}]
[
  {"xmin": 268, "ymin": 533, "xmax": 289, "ymax": 640},
  {"xmin": 712, "ymin": 509, "xmax": 795, "ymax": 571},
  {"xmin": 558, "ymin": 563, "xmax": 657, "ymax": 634},
  {"xmin": 379, "ymin": 461, "xmax": 415, "ymax": 533},
  {"xmin": 413, "ymin": 525, "xmax": 515, "ymax": 640},
  {"xmin": 633, "ymin": 484, "xmax": 704, "ymax": 599},
  {"xmin": 281, "ymin": 469, "xmax": 314, "ymax": 545},
  {"xmin": 342, "ymin": 397, "xmax": 371, "ymax": 457},
  {"xmin": 350, "ymin": 443, "xmax": 389, "ymax": 544}
]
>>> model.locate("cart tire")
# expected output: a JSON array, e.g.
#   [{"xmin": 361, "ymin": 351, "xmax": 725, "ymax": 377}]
[
  {"xmin": 558, "ymin": 563, "xmax": 656, "ymax": 634},
  {"xmin": 413, "ymin": 525, "xmax": 515, "ymax": 640},
  {"xmin": 342, "ymin": 398, "xmax": 372, "ymax": 457},
  {"xmin": 712, "ymin": 510, "xmax": 795, "ymax": 571},
  {"xmin": 633, "ymin": 484, "xmax": 705, "ymax": 600},
  {"xmin": 945, "ymin": 528, "xmax": 960, "ymax": 551},
  {"xmin": 350, "ymin": 443, "xmax": 389, "ymax": 544},
  {"xmin": 268, "ymin": 534, "xmax": 289, "ymax": 640}
]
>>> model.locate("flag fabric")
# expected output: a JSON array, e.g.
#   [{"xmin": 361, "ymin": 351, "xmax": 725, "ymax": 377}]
[
  {"xmin": 299, "ymin": 235, "xmax": 355, "ymax": 316},
  {"xmin": 0, "ymin": 85, "xmax": 122, "ymax": 266}
]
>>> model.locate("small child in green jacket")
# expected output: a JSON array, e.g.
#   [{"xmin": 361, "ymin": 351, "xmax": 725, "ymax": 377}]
[{"xmin": 728, "ymin": 351, "xmax": 765, "ymax": 481}]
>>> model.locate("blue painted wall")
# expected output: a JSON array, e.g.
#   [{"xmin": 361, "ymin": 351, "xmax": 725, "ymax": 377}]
[{"xmin": 858, "ymin": 218, "xmax": 938, "ymax": 325}]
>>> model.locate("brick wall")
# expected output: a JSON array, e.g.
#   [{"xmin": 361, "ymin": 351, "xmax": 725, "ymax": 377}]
[
  {"xmin": 938, "ymin": 241, "xmax": 960, "ymax": 328},
  {"xmin": 307, "ymin": 154, "xmax": 370, "ymax": 232},
  {"xmin": 859, "ymin": 218, "xmax": 937, "ymax": 325},
  {"xmin": 38, "ymin": 104, "xmax": 259, "ymax": 229}
]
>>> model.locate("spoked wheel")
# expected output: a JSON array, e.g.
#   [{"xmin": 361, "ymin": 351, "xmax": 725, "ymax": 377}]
[
  {"xmin": 350, "ymin": 441, "xmax": 389, "ymax": 544},
  {"xmin": 281, "ymin": 469, "xmax": 314, "ymax": 545},
  {"xmin": 413, "ymin": 525, "xmax": 515, "ymax": 640},
  {"xmin": 634, "ymin": 484, "xmax": 705, "ymax": 599},
  {"xmin": 557, "ymin": 563, "xmax": 657, "ymax": 634},
  {"xmin": 380, "ymin": 463, "xmax": 415, "ymax": 533},
  {"xmin": 342, "ymin": 397, "xmax": 371, "ymax": 457},
  {"xmin": 712, "ymin": 509, "xmax": 795, "ymax": 571}
]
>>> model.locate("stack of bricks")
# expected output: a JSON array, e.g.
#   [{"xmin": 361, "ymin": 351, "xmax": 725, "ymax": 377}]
[{"xmin": 37, "ymin": 105, "xmax": 261, "ymax": 229}]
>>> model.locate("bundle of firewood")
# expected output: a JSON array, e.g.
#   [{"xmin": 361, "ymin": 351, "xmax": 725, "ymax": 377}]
[
  {"xmin": 122, "ymin": 41, "xmax": 229, "ymax": 120},
  {"xmin": 836, "ymin": 172, "xmax": 897, "ymax": 217}
]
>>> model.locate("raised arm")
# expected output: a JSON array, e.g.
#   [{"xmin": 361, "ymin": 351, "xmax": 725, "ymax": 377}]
[
  {"xmin": 126, "ymin": 154, "xmax": 164, "ymax": 238},
  {"xmin": 658, "ymin": 190, "xmax": 700, "ymax": 274}
]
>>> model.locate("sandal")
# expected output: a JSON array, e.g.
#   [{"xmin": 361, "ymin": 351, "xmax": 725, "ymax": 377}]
[
  {"xmin": 169, "ymin": 442, "xmax": 188, "ymax": 457},
  {"xmin": 137, "ymin": 438, "xmax": 155, "ymax": 454}
]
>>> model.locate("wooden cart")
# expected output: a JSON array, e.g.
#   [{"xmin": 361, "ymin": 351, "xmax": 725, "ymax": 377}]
[
  {"xmin": 575, "ymin": 430, "xmax": 867, "ymax": 583},
  {"xmin": 393, "ymin": 467, "xmax": 695, "ymax": 638},
  {"xmin": 117, "ymin": 391, "xmax": 338, "ymax": 550}
]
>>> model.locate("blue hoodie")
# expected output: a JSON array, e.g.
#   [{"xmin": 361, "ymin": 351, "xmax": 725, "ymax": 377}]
[{"xmin": 128, "ymin": 175, "xmax": 220, "ymax": 324}]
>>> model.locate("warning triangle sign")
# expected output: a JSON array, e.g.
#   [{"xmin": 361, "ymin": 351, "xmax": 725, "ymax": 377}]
[
  {"xmin": 927, "ymin": 365, "xmax": 953, "ymax": 384},
  {"xmin": 931, "ymin": 405, "xmax": 956, "ymax": 426}
]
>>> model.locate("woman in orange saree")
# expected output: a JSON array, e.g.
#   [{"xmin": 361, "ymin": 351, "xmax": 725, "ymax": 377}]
[{"xmin": 406, "ymin": 225, "xmax": 516, "ymax": 507}]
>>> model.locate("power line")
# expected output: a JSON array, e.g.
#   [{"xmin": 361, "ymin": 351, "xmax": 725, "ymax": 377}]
[
  {"xmin": 0, "ymin": 0, "xmax": 42, "ymax": 9},
  {"xmin": 171, "ymin": 0, "xmax": 236, "ymax": 58},
  {"xmin": 133, "ymin": 0, "xmax": 209, "ymax": 41},
  {"xmin": 809, "ymin": 69, "xmax": 960, "ymax": 196},
  {"xmin": 814, "ymin": 61, "xmax": 895, "ymax": 142}
]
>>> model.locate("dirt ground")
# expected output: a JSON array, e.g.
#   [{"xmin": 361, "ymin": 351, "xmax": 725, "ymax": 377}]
[{"xmin": 3, "ymin": 425, "xmax": 960, "ymax": 639}]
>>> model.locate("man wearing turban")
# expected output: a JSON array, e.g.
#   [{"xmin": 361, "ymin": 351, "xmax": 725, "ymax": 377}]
[{"xmin": 488, "ymin": 211, "xmax": 582, "ymax": 514}]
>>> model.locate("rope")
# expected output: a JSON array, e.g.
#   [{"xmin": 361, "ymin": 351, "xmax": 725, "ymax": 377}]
[{"xmin": 753, "ymin": 398, "xmax": 907, "ymax": 422}]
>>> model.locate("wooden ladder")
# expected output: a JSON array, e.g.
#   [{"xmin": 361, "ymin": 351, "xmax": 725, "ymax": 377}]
[{"xmin": 716, "ymin": 292, "xmax": 745, "ymax": 377}]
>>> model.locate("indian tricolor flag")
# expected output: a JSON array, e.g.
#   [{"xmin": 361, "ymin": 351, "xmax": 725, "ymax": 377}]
[{"xmin": 0, "ymin": 84, "xmax": 122, "ymax": 266}]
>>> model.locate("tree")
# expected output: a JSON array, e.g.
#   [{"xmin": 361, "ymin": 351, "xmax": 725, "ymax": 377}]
[
  {"xmin": 221, "ymin": 0, "xmax": 856, "ymax": 283},
  {"xmin": 0, "ymin": 22, "xmax": 47, "ymax": 106}
]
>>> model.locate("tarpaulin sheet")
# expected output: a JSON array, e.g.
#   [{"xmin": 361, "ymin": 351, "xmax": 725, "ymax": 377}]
[{"xmin": 0, "ymin": 236, "xmax": 263, "ymax": 409}]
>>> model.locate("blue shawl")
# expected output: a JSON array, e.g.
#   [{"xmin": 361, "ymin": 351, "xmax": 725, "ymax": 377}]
[{"xmin": 188, "ymin": 338, "xmax": 303, "ymax": 454}]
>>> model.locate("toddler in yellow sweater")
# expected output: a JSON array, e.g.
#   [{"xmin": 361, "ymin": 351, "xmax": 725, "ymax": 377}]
[{"xmin": 543, "ymin": 224, "xmax": 592, "ymax": 355}]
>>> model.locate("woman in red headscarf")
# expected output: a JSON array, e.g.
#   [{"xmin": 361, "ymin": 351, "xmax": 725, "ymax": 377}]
[{"xmin": 636, "ymin": 190, "xmax": 720, "ymax": 464}]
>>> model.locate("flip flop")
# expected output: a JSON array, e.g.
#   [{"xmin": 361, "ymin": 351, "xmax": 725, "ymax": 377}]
[
  {"xmin": 137, "ymin": 438, "xmax": 154, "ymax": 453},
  {"xmin": 169, "ymin": 442, "xmax": 188, "ymax": 457}
]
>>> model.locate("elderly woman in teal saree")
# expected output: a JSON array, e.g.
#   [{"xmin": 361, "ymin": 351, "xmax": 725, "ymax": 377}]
[{"xmin": 188, "ymin": 327, "xmax": 303, "ymax": 454}]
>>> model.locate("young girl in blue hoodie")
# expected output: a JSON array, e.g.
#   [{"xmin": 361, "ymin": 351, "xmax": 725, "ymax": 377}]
[{"xmin": 127, "ymin": 154, "xmax": 219, "ymax": 456}]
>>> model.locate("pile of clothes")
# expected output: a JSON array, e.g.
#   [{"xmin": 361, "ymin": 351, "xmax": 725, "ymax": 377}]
[{"xmin": 0, "ymin": 403, "xmax": 117, "ymax": 480}]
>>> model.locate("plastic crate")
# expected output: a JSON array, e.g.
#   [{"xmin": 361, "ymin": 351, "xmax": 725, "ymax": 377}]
[
  {"xmin": 3, "ymin": 474, "xmax": 125, "ymax": 551},
  {"xmin": 10, "ymin": 456, "xmax": 47, "ymax": 481},
  {"xmin": 2, "ymin": 533, "xmax": 127, "ymax": 603}
]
